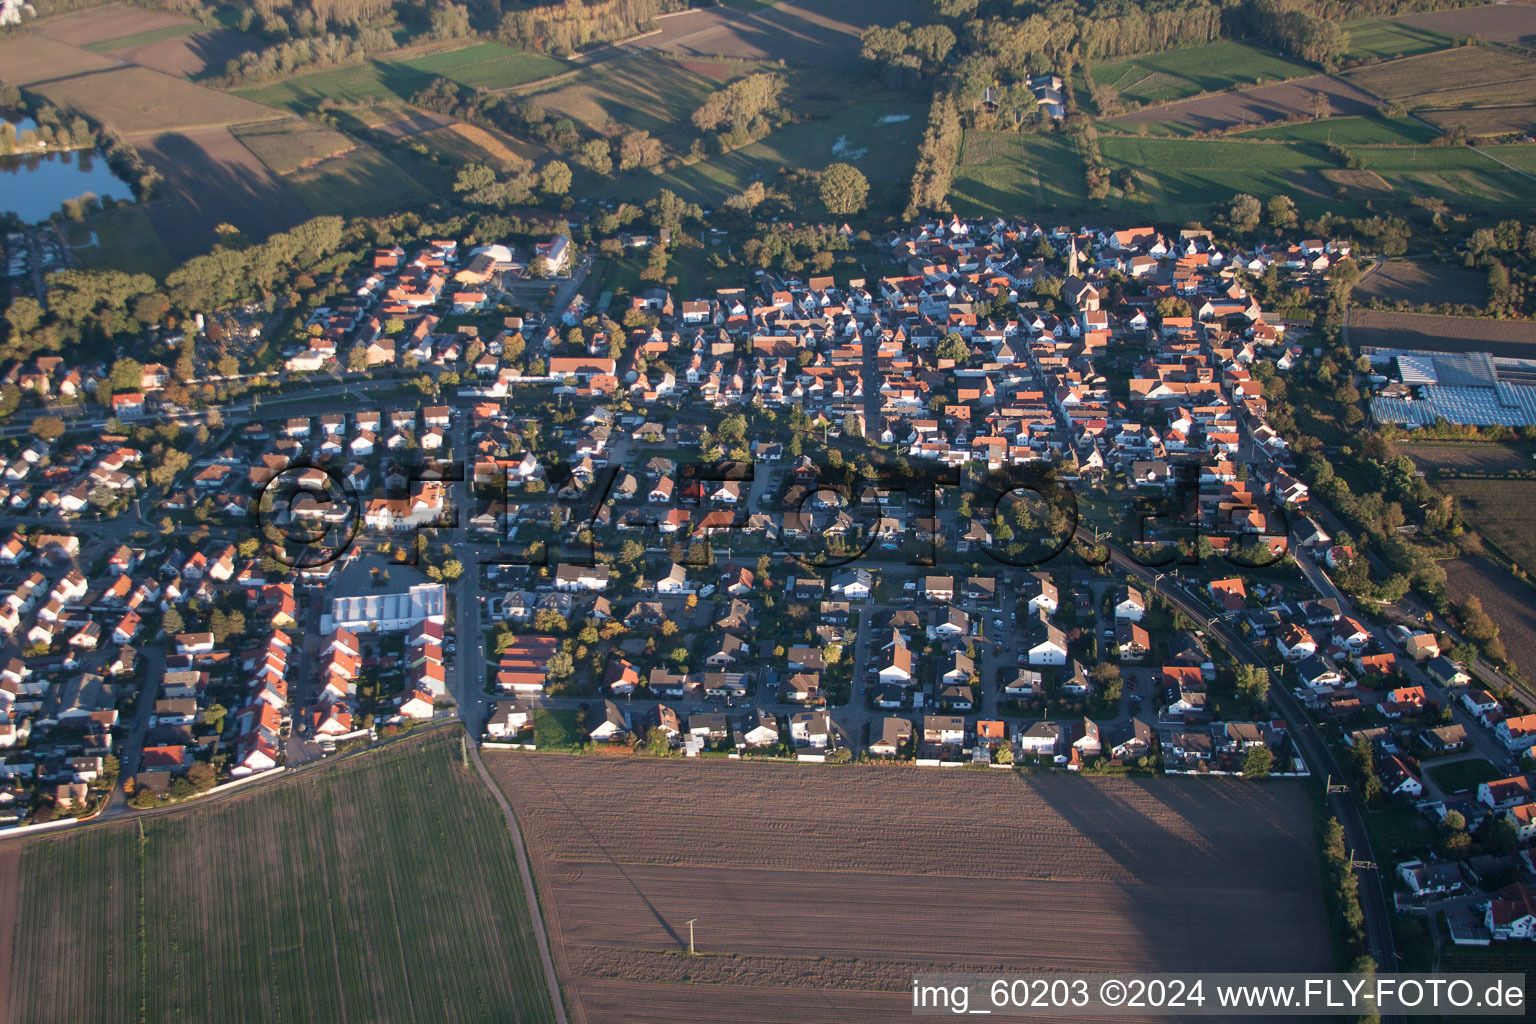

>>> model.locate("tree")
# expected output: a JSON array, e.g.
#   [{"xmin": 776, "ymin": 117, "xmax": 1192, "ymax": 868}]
[
  {"xmin": 1266, "ymin": 194, "xmax": 1298, "ymax": 231},
  {"xmin": 161, "ymin": 607, "xmax": 184, "ymax": 637},
  {"xmin": 541, "ymin": 159, "xmax": 572, "ymax": 196},
  {"xmin": 201, "ymin": 702, "xmax": 228, "ymax": 734},
  {"xmin": 454, "ymin": 163, "xmax": 496, "ymax": 194},
  {"xmin": 820, "ymin": 163, "xmax": 869, "ymax": 216},
  {"xmin": 1235, "ymin": 665, "xmax": 1270, "ymax": 705},
  {"xmin": 1242, "ymin": 745, "xmax": 1273, "ymax": 777},
  {"xmin": 5, "ymin": 296, "xmax": 42, "ymax": 336},
  {"xmin": 1228, "ymin": 193, "xmax": 1262, "ymax": 232},
  {"xmin": 440, "ymin": 559, "xmax": 463, "ymax": 581},
  {"xmin": 186, "ymin": 760, "xmax": 217, "ymax": 793},
  {"xmin": 936, "ymin": 332, "xmax": 970, "ymax": 363},
  {"xmin": 30, "ymin": 416, "xmax": 65, "ymax": 441}
]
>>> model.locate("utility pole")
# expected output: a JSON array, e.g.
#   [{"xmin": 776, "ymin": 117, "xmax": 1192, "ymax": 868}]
[{"xmin": 685, "ymin": 918, "xmax": 696, "ymax": 955}]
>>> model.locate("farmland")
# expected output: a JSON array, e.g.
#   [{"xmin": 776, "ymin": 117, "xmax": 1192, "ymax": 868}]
[
  {"xmin": 950, "ymin": 131, "xmax": 1085, "ymax": 218},
  {"xmin": 133, "ymin": 127, "xmax": 312, "ymax": 260},
  {"xmin": 1235, "ymin": 113, "xmax": 1438, "ymax": 146},
  {"xmin": 1439, "ymin": 479, "xmax": 1536, "ymax": 576},
  {"xmin": 232, "ymin": 120, "xmax": 357, "ymax": 175},
  {"xmin": 1342, "ymin": 47, "xmax": 1536, "ymax": 111},
  {"xmin": 619, "ymin": 0, "xmax": 922, "ymax": 68},
  {"xmin": 1395, "ymin": 2, "xmax": 1536, "ymax": 45},
  {"xmin": 488, "ymin": 754, "xmax": 1330, "ymax": 1024},
  {"xmin": 10, "ymin": 729, "xmax": 559, "ymax": 1024},
  {"xmin": 1421, "ymin": 105, "xmax": 1536, "ymax": 137},
  {"xmin": 1105, "ymin": 75, "xmax": 1380, "ymax": 137},
  {"xmin": 283, "ymin": 145, "xmax": 434, "ymax": 218},
  {"xmin": 1442, "ymin": 556, "xmax": 1536, "ymax": 679},
  {"xmin": 32, "ymin": 66, "xmax": 288, "ymax": 134},
  {"xmin": 1354, "ymin": 259, "xmax": 1489, "ymax": 306},
  {"xmin": 1090, "ymin": 41, "xmax": 1314, "ymax": 109},
  {"xmin": 235, "ymin": 44, "xmax": 568, "ymax": 115},
  {"xmin": 1398, "ymin": 442, "xmax": 1531, "ymax": 476},
  {"xmin": 0, "ymin": 34, "xmax": 118, "ymax": 86},
  {"xmin": 1097, "ymin": 135, "xmax": 1341, "ymax": 220},
  {"xmin": 1339, "ymin": 17, "xmax": 1456, "ymax": 63},
  {"xmin": 1347, "ymin": 310, "xmax": 1536, "ymax": 358},
  {"xmin": 34, "ymin": 2, "xmax": 190, "ymax": 47},
  {"xmin": 527, "ymin": 55, "xmax": 751, "ymax": 141}
]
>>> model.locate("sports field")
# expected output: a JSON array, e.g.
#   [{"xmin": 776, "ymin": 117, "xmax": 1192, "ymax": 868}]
[
  {"xmin": 489, "ymin": 753, "xmax": 1330, "ymax": 1024},
  {"xmin": 9, "ymin": 729, "xmax": 559, "ymax": 1024},
  {"xmin": 1090, "ymin": 41, "xmax": 1314, "ymax": 108}
]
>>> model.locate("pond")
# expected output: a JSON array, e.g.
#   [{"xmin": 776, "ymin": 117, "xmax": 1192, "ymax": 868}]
[{"xmin": 0, "ymin": 119, "xmax": 134, "ymax": 224}]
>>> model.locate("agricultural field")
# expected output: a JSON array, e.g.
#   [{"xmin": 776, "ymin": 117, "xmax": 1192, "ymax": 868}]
[
  {"xmin": 1235, "ymin": 113, "xmax": 1438, "ymax": 146},
  {"xmin": 1442, "ymin": 556, "xmax": 1536, "ymax": 678},
  {"xmin": 1399, "ymin": 442, "xmax": 1533, "ymax": 475},
  {"xmin": 1343, "ymin": 47, "xmax": 1536, "ymax": 111},
  {"xmin": 96, "ymin": 24, "xmax": 266, "ymax": 79},
  {"xmin": 622, "ymin": 0, "xmax": 922, "ymax": 68},
  {"xmin": 0, "ymin": 34, "xmax": 118, "ymax": 86},
  {"xmin": 232, "ymin": 119, "xmax": 357, "ymax": 175},
  {"xmin": 32, "ymin": 66, "xmax": 288, "ymax": 133},
  {"xmin": 1485, "ymin": 143, "xmax": 1536, "ymax": 171},
  {"xmin": 414, "ymin": 122, "xmax": 540, "ymax": 172},
  {"xmin": 1339, "ymin": 17, "xmax": 1455, "ymax": 63},
  {"xmin": 949, "ymin": 131, "xmax": 1086, "ymax": 218},
  {"xmin": 1343, "ymin": 145, "xmax": 1534, "ymax": 213},
  {"xmin": 82, "ymin": 22, "xmax": 196, "ymax": 53},
  {"xmin": 488, "ymin": 754, "xmax": 1330, "ymax": 1024},
  {"xmin": 236, "ymin": 45, "xmax": 568, "ymax": 115},
  {"xmin": 1421, "ymin": 105, "xmax": 1536, "ymax": 137},
  {"xmin": 1440, "ymin": 479, "xmax": 1536, "ymax": 575},
  {"xmin": 283, "ymin": 145, "xmax": 435, "ymax": 217},
  {"xmin": 10, "ymin": 729, "xmax": 559, "ymax": 1024},
  {"xmin": 1105, "ymin": 75, "xmax": 1380, "ymax": 137},
  {"xmin": 59, "ymin": 203, "xmax": 177, "ymax": 278},
  {"xmin": 1354, "ymin": 259, "xmax": 1489, "ymax": 306},
  {"xmin": 527, "ymin": 55, "xmax": 752, "ymax": 142},
  {"xmin": 133, "ymin": 127, "xmax": 312, "ymax": 259},
  {"xmin": 1396, "ymin": 2, "xmax": 1536, "ymax": 46},
  {"xmin": 1089, "ymin": 41, "xmax": 1314, "ymax": 109},
  {"xmin": 601, "ymin": 98, "xmax": 926, "ymax": 209},
  {"xmin": 1348, "ymin": 309, "xmax": 1536, "ymax": 358},
  {"xmin": 34, "ymin": 2, "xmax": 190, "ymax": 47},
  {"xmin": 1096, "ymin": 135, "xmax": 1341, "ymax": 220}
]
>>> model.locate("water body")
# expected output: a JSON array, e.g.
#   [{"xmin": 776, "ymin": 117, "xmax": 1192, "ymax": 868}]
[{"xmin": 0, "ymin": 119, "xmax": 132, "ymax": 223}]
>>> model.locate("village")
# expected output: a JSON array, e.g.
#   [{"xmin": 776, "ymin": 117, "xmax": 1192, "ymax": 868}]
[{"xmin": 0, "ymin": 214, "xmax": 1531, "ymax": 944}]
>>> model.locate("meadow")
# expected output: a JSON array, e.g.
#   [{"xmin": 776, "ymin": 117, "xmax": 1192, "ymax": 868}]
[
  {"xmin": 283, "ymin": 145, "xmax": 434, "ymax": 217},
  {"xmin": 9, "ymin": 729, "xmax": 559, "ymax": 1024},
  {"xmin": 1338, "ymin": 18, "xmax": 1456, "ymax": 63},
  {"xmin": 1090, "ymin": 41, "xmax": 1314, "ymax": 108},
  {"xmin": 237, "ymin": 44, "xmax": 568, "ymax": 115},
  {"xmin": 1234, "ymin": 114, "xmax": 1438, "ymax": 145},
  {"xmin": 598, "ymin": 98, "xmax": 927, "ymax": 208},
  {"xmin": 949, "ymin": 131, "xmax": 1086, "ymax": 218},
  {"xmin": 60, "ymin": 204, "xmax": 177, "ymax": 278}
]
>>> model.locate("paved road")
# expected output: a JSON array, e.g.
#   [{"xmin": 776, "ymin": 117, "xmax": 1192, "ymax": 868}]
[{"xmin": 1110, "ymin": 548, "xmax": 1404, "ymax": 992}]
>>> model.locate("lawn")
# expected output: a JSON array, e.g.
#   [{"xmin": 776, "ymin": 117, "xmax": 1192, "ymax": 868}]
[
  {"xmin": 533, "ymin": 707, "xmax": 583, "ymax": 750},
  {"xmin": 1339, "ymin": 18, "xmax": 1456, "ymax": 62},
  {"xmin": 60, "ymin": 204, "xmax": 176, "ymax": 278},
  {"xmin": 1090, "ymin": 40, "xmax": 1314, "ymax": 108},
  {"xmin": 949, "ymin": 130, "xmax": 1086, "ymax": 217},
  {"xmin": 84, "ymin": 22, "xmax": 198, "ymax": 53},
  {"xmin": 237, "ymin": 44, "xmax": 566, "ymax": 115},
  {"xmin": 283, "ymin": 145, "xmax": 435, "ymax": 216},
  {"xmin": 1426, "ymin": 757, "xmax": 1500, "ymax": 794},
  {"xmin": 11, "ymin": 729, "xmax": 559, "ymax": 1024},
  {"xmin": 1235, "ymin": 114, "xmax": 1438, "ymax": 146},
  {"xmin": 595, "ymin": 98, "xmax": 927, "ymax": 208}
]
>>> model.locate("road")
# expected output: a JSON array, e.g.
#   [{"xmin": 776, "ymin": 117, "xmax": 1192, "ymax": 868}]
[{"xmin": 1108, "ymin": 548, "xmax": 1404, "ymax": 991}]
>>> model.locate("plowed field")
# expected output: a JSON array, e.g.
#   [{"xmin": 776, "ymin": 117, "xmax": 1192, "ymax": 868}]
[{"xmin": 490, "ymin": 754, "xmax": 1330, "ymax": 1024}]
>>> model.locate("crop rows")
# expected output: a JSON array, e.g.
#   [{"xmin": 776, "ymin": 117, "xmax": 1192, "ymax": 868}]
[
  {"xmin": 488, "ymin": 754, "xmax": 1330, "ymax": 1024},
  {"xmin": 10, "ymin": 731, "xmax": 556, "ymax": 1024}
]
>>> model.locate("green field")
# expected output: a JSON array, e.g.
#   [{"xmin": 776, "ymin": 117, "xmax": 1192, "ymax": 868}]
[
  {"xmin": 528, "ymin": 55, "xmax": 752, "ymax": 141},
  {"xmin": 1098, "ymin": 135, "xmax": 1340, "ymax": 218},
  {"xmin": 11, "ymin": 729, "xmax": 559, "ymax": 1024},
  {"xmin": 1090, "ymin": 41, "xmax": 1314, "ymax": 107},
  {"xmin": 949, "ymin": 130, "xmax": 1086, "ymax": 217},
  {"xmin": 60, "ymin": 204, "xmax": 176, "ymax": 278},
  {"xmin": 237, "ymin": 44, "xmax": 567, "ymax": 114},
  {"xmin": 1426, "ymin": 757, "xmax": 1500, "ymax": 794},
  {"xmin": 1339, "ymin": 18, "xmax": 1456, "ymax": 62},
  {"xmin": 284, "ymin": 145, "xmax": 435, "ymax": 216},
  {"xmin": 84, "ymin": 23, "xmax": 198, "ymax": 53},
  {"xmin": 1344, "ymin": 145, "xmax": 1534, "ymax": 211},
  {"xmin": 1235, "ymin": 114, "xmax": 1438, "ymax": 146},
  {"xmin": 1484, "ymin": 144, "xmax": 1536, "ymax": 172},
  {"xmin": 598, "ymin": 98, "xmax": 927, "ymax": 208}
]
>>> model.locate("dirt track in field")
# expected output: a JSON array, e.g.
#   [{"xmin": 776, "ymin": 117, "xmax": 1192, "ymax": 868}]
[{"xmin": 490, "ymin": 754, "xmax": 1330, "ymax": 1024}]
